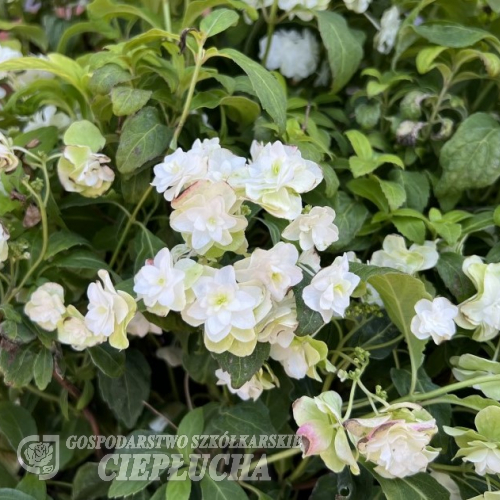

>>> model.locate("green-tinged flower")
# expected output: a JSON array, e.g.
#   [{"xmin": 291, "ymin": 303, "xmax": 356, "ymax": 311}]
[
  {"xmin": 456, "ymin": 256, "xmax": 500, "ymax": 341},
  {"xmin": 293, "ymin": 391, "xmax": 359, "ymax": 474},
  {"xmin": 0, "ymin": 132, "xmax": 19, "ymax": 173},
  {"xmin": 57, "ymin": 145, "xmax": 115, "ymax": 198},
  {"xmin": 451, "ymin": 354, "xmax": 500, "ymax": 400},
  {"xmin": 58, "ymin": 305, "xmax": 106, "ymax": 351},
  {"xmin": 445, "ymin": 406, "xmax": 500, "ymax": 476},
  {"xmin": 270, "ymin": 335, "xmax": 334, "ymax": 380},
  {"xmin": 345, "ymin": 403, "xmax": 439, "ymax": 478},
  {"xmin": 469, "ymin": 493, "xmax": 500, "ymax": 500}
]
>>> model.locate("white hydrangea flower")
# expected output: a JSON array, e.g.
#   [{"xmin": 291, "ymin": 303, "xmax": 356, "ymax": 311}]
[
  {"xmin": 183, "ymin": 266, "xmax": 270, "ymax": 356},
  {"xmin": 126, "ymin": 312, "xmax": 162, "ymax": 338},
  {"xmin": 344, "ymin": 0, "xmax": 371, "ymax": 13},
  {"xmin": 257, "ymin": 291, "xmax": 298, "ymax": 347},
  {"xmin": 170, "ymin": 181, "xmax": 248, "ymax": 256},
  {"xmin": 375, "ymin": 6, "xmax": 401, "ymax": 54},
  {"xmin": 243, "ymin": 141, "xmax": 323, "ymax": 220},
  {"xmin": 303, "ymin": 253, "xmax": 360, "ymax": 323},
  {"xmin": 278, "ymin": 0, "xmax": 330, "ymax": 21},
  {"xmin": 58, "ymin": 305, "xmax": 106, "ymax": 350},
  {"xmin": 58, "ymin": 145, "xmax": 115, "ymax": 198},
  {"xmin": 0, "ymin": 45, "xmax": 22, "ymax": 79},
  {"xmin": 234, "ymin": 242, "xmax": 303, "ymax": 301},
  {"xmin": 152, "ymin": 138, "xmax": 246, "ymax": 201},
  {"xmin": 456, "ymin": 256, "xmax": 500, "ymax": 341},
  {"xmin": 151, "ymin": 147, "xmax": 206, "ymax": 201},
  {"xmin": 25, "ymin": 282, "xmax": 66, "ymax": 331},
  {"xmin": 0, "ymin": 223, "xmax": 9, "ymax": 263},
  {"xmin": 85, "ymin": 270, "xmax": 137, "ymax": 350},
  {"xmin": 259, "ymin": 29, "xmax": 319, "ymax": 81},
  {"xmin": 346, "ymin": 405, "xmax": 439, "ymax": 478},
  {"xmin": 0, "ymin": 132, "xmax": 19, "ymax": 173},
  {"xmin": 370, "ymin": 235, "xmax": 439, "ymax": 275},
  {"xmin": 411, "ymin": 297, "xmax": 458, "ymax": 344},
  {"xmin": 215, "ymin": 367, "xmax": 276, "ymax": 401},
  {"xmin": 270, "ymin": 335, "xmax": 331, "ymax": 380},
  {"xmin": 23, "ymin": 105, "xmax": 71, "ymax": 133},
  {"xmin": 134, "ymin": 247, "xmax": 201, "ymax": 317},
  {"xmin": 282, "ymin": 206, "xmax": 339, "ymax": 251}
]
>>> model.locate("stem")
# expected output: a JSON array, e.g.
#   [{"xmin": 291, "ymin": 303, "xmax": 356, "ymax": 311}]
[
  {"xmin": 109, "ymin": 185, "xmax": 153, "ymax": 268},
  {"xmin": 343, "ymin": 381, "xmax": 358, "ymax": 420},
  {"xmin": 262, "ymin": 0, "xmax": 279, "ymax": 66},
  {"xmin": 170, "ymin": 41, "xmax": 205, "ymax": 150},
  {"xmin": 394, "ymin": 374, "xmax": 500, "ymax": 405},
  {"xmin": 4, "ymin": 181, "xmax": 48, "ymax": 303},
  {"xmin": 163, "ymin": 0, "xmax": 172, "ymax": 32}
]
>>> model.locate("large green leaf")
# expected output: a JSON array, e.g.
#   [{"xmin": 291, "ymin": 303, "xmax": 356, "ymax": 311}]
[
  {"xmin": 414, "ymin": 22, "xmax": 497, "ymax": 48},
  {"xmin": 177, "ymin": 408, "xmax": 204, "ymax": 460},
  {"xmin": 72, "ymin": 463, "xmax": 111, "ymax": 500},
  {"xmin": 212, "ymin": 342, "xmax": 270, "ymax": 388},
  {"xmin": 438, "ymin": 113, "xmax": 500, "ymax": 195},
  {"xmin": 98, "ymin": 350, "xmax": 151, "ymax": 428},
  {"xmin": 317, "ymin": 11, "xmax": 363, "ymax": 93},
  {"xmin": 218, "ymin": 48, "xmax": 286, "ymax": 133},
  {"xmin": 368, "ymin": 273, "xmax": 432, "ymax": 394},
  {"xmin": 0, "ymin": 402, "xmax": 37, "ymax": 451},
  {"xmin": 200, "ymin": 475, "xmax": 247, "ymax": 500},
  {"xmin": 200, "ymin": 8, "xmax": 239, "ymax": 38},
  {"xmin": 88, "ymin": 343, "xmax": 126, "ymax": 378},
  {"xmin": 111, "ymin": 87, "xmax": 152, "ymax": 116},
  {"xmin": 116, "ymin": 107, "xmax": 171, "ymax": 174}
]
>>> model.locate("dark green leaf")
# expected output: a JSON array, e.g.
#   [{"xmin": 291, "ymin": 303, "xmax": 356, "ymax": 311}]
[
  {"xmin": 436, "ymin": 252, "xmax": 475, "ymax": 302},
  {"xmin": 33, "ymin": 348, "xmax": 53, "ymax": 391},
  {"xmin": 89, "ymin": 343, "xmax": 126, "ymax": 378},
  {"xmin": 111, "ymin": 87, "xmax": 152, "ymax": 116},
  {"xmin": 72, "ymin": 463, "xmax": 110, "ymax": 500},
  {"xmin": 0, "ymin": 402, "xmax": 37, "ymax": 451}
]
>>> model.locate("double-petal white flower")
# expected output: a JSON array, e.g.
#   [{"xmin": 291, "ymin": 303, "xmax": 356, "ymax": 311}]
[
  {"xmin": 283, "ymin": 206, "xmax": 339, "ymax": 251},
  {"xmin": 303, "ymin": 253, "xmax": 360, "ymax": 323},
  {"xmin": 370, "ymin": 234, "xmax": 439, "ymax": 275},
  {"xmin": 134, "ymin": 247, "xmax": 201, "ymax": 317},
  {"xmin": 170, "ymin": 181, "xmax": 248, "ymax": 256},
  {"xmin": 215, "ymin": 368, "xmax": 276, "ymax": 401},
  {"xmin": 25, "ymin": 282, "xmax": 66, "ymax": 331},
  {"xmin": 84, "ymin": 270, "xmax": 136, "ymax": 350},
  {"xmin": 456, "ymin": 256, "xmax": 500, "ymax": 341},
  {"xmin": 234, "ymin": 242, "xmax": 303, "ymax": 301},
  {"xmin": 183, "ymin": 266, "xmax": 270, "ymax": 356},
  {"xmin": 0, "ymin": 223, "xmax": 9, "ymax": 263},
  {"xmin": 242, "ymin": 141, "xmax": 323, "ymax": 220},
  {"xmin": 411, "ymin": 297, "xmax": 458, "ymax": 344}
]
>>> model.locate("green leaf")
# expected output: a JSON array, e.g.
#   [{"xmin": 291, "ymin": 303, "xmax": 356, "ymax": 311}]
[
  {"xmin": 363, "ymin": 462, "xmax": 451, "ymax": 499},
  {"xmin": 98, "ymin": 350, "xmax": 151, "ymax": 428},
  {"xmin": 317, "ymin": 11, "xmax": 363, "ymax": 93},
  {"xmin": 487, "ymin": 0, "xmax": 500, "ymax": 12},
  {"xmin": 89, "ymin": 63, "xmax": 132, "ymax": 95},
  {"xmin": 108, "ymin": 478, "xmax": 150, "ymax": 498},
  {"xmin": 346, "ymin": 130, "xmax": 373, "ymax": 160},
  {"xmin": 212, "ymin": 342, "xmax": 270, "ymax": 388},
  {"xmin": 200, "ymin": 475, "xmax": 247, "ymax": 500},
  {"xmin": 378, "ymin": 178, "xmax": 407, "ymax": 211},
  {"xmin": 392, "ymin": 217, "xmax": 426, "ymax": 244},
  {"xmin": 16, "ymin": 474, "xmax": 46, "ymax": 500},
  {"xmin": 72, "ymin": 463, "xmax": 111, "ymax": 500},
  {"xmin": 200, "ymin": 9, "xmax": 239, "ymax": 37},
  {"xmin": 349, "ymin": 262, "xmax": 396, "ymax": 282},
  {"xmin": 390, "ymin": 171, "xmax": 430, "ymax": 212},
  {"xmin": 166, "ymin": 477, "xmax": 191, "ymax": 500},
  {"xmin": 87, "ymin": 0, "xmax": 162, "ymax": 28},
  {"xmin": 310, "ymin": 469, "xmax": 373, "ymax": 500},
  {"xmin": 347, "ymin": 177, "xmax": 389, "ymax": 212},
  {"xmin": 438, "ymin": 113, "xmax": 500, "ymax": 195},
  {"xmin": 89, "ymin": 343, "xmax": 126, "ymax": 378},
  {"xmin": 0, "ymin": 402, "xmax": 37, "ymax": 451},
  {"xmin": 0, "ymin": 343, "xmax": 37, "ymax": 388},
  {"xmin": 64, "ymin": 120, "xmax": 106, "ymax": 152},
  {"xmin": 368, "ymin": 273, "xmax": 432, "ymax": 394},
  {"xmin": 33, "ymin": 348, "xmax": 53, "ymax": 391},
  {"xmin": 111, "ymin": 87, "xmax": 152, "ymax": 116},
  {"xmin": 0, "ymin": 21, "xmax": 47, "ymax": 50},
  {"xmin": 436, "ymin": 252, "xmax": 475, "ymax": 302},
  {"xmin": 52, "ymin": 250, "xmax": 110, "ymax": 272},
  {"xmin": 413, "ymin": 22, "xmax": 496, "ymax": 48},
  {"xmin": 45, "ymin": 231, "xmax": 89, "ymax": 260},
  {"xmin": 177, "ymin": 408, "xmax": 204, "ymax": 460},
  {"xmin": 293, "ymin": 271, "xmax": 324, "ymax": 337},
  {"xmin": 218, "ymin": 48, "xmax": 286, "ymax": 133},
  {"xmin": 205, "ymin": 401, "xmax": 276, "ymax": 438},
  {"xmin": 0, "ymin": 490, "xmax": 37, "ymax": 500},
  {"xmin": 183, "ymin": 0, "xmax": 256, "ymax": 27},
  {"xmin": 116, "ymin": 107, "xmax": 171, "ymax": 175}
]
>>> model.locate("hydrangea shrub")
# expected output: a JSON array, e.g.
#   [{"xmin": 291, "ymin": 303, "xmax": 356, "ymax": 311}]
[{"xmin": 0, "ymin": 0, "xmax": 500, "ymax": 498}]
